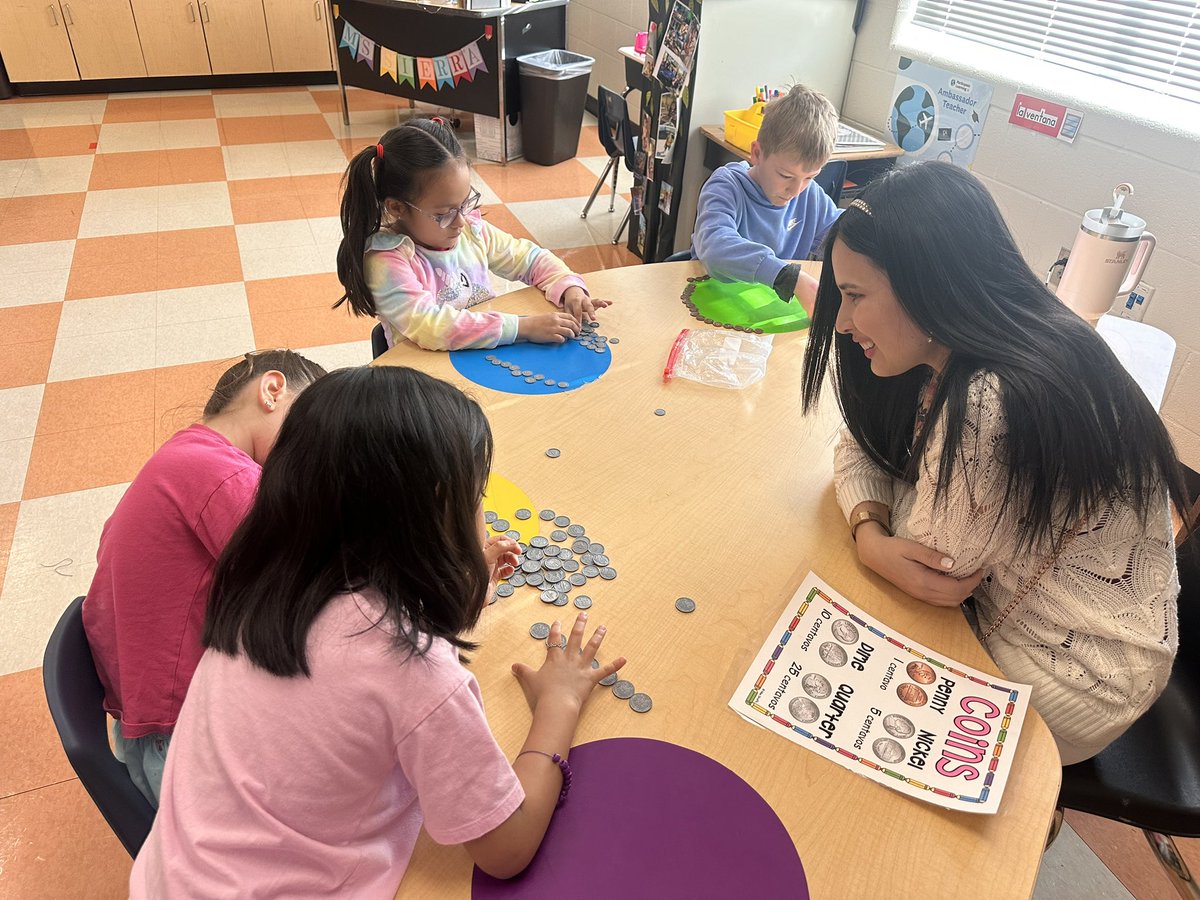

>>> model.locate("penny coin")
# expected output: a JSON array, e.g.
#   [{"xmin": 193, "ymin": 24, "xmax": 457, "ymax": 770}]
[
  {"xmin": 788, "ymin": 696, "xmax": 820, "ymax": 723},
  {"xmin": 907, "ymin": 661, "xmax": 937, "ymax": 685},
  {"xmin": 897, "ymin": 683, "xmax": 928, "ymax": 706},
  {"xmin": 831, "ymin": 619, "xmax": 860, "ymax": 645},
  {"xmin": 801, "ymin": 673, "xmax": 832, "ymax": 699},
  {"xmin": 883, "ymin": 714, "xmax": 916, "ymax": 739},
  {"xmin": 872, "ymin": 738, "xmax": 906, "ymax": 765}
]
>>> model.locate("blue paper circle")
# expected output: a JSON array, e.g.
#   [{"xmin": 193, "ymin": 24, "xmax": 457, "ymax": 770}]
[{"xmin": 450, "ymin": 340, "xmax": 612, "ymax": 395}]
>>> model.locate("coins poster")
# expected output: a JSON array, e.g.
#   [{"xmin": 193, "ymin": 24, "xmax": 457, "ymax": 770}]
[{"xmin": 729, "ymin": 572, "xmax": 1031, "ymax": 814}]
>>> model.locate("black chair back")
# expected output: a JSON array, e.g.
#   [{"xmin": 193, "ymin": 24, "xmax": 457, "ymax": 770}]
[
  {"xmin": 370, "ymin": 322, "xmax": 388, "ymax": 360},
  {"xmin": 42, "ymin": 597, "xmax": 156, "ymax": 857},
  {"xmin": 815, "ymin": 159, "xmax": 849, "ymax": 206},
  {"xmin": 597, "ymin": 86, "xmax": 637, "ymax": 169}
]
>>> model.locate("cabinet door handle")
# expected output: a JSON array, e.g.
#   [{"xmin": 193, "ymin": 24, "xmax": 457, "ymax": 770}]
[
  {"xmin": 62, "ymin": 2, "xmax": 73, "ymax": 25},
  {"xmin": 201, "ymin": 1, "xmax": 210, "ymax": 22},
  {"xmin": 187, "ymin": 1, "xmax": 196, "ymax": 22},
  {"xmin": 314, "ymin": 1, "xmax": 321, "ymax": 21},
  {"xmin": 47, "ymin": 3, "xmax": 59, "ymax": 25}
]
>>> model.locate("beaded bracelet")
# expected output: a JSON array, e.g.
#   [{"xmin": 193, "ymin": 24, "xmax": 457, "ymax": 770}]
[{"xmin": 516, "ymin": 749, "xmax": 572, "ymax": 807}]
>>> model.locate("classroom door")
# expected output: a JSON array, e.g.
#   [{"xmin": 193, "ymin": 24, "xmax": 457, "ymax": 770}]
[
  {"xmin": 61, "ymin": 0, "xmax": 147, "ymax": 79},
  {"xmin": 262, "ymin": 0, "xmax": 333, "ymax": 72},
  {"xmin": 200, "ymin": 0, "xmax": 273, "ymax": 75},
  {"xmin": 0, "ymin": 0, "xmax": 80, "ymax": 82},
  {"xmin": 129, "ymin": 0, "xmax": 212, "ymax": 77}
]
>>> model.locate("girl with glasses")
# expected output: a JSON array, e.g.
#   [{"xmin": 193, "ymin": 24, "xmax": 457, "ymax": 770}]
[{"xmin": 336, "ymin": 118, "xmax": 611, "ymax": 352}]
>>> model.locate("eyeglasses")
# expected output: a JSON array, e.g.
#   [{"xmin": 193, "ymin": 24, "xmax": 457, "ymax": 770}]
[{"xmin": 404, "ymin": 189, "xmax": 482, "ymax": 229}]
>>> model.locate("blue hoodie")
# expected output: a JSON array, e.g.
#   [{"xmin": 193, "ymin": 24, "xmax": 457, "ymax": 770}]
[{"xmin": 691, "ymin": 161, "xmax": 840, "ymax": 287}]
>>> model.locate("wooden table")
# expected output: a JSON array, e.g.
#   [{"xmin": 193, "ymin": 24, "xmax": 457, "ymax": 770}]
[
  {"xmin": 700, "ymin": 124, "xmax": 904, "ymax": 167},
  {"xmin": 375, "ymin": 261, "xmax": 1060, "ymax": 899}
]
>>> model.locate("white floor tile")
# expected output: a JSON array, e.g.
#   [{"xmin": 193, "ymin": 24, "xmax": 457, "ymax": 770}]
[
  {"xmin": 0, "ymin": 438, "xmax": 34, "ymax": 505},
  {"xmin": 156, "ymin": 283, "xmax": 249, "ymax": 326},
  {"xmin": 115, "ymin": 88, "xmax": 212, "ymax": 99},
  {"xmin": 507, "ymin": 195, "xmax": 631, "ymax": 249},
  {"xmin": 473, "ymin": 175, "xmax": 502, "ymax": 206},
  {"xmin": 0, "ymin": 482, "xmax": 130, "ymax": 676},
  {"xmin": 239, "ymin": 244, "xmax": 338, "ymax": 281},
  {"xmin": 321, "ymin": 109, "xmax": 412, "ymax": 141},
  {"xmin": 213, "ymin": 91, "xmax": 321, "ymax": 118},
  {"xmin": 0, "ymin": 159, "xmax": 25, "ymax": 198},
  {"xmin": 155, "ymin": 316, "xmax": 256, "ymax": 368},
  {"xmin": 97, "ymin": 118, "xmax": 219, "ymax": 153},
  {"xmin": 0, "ymin": 241, "xmax": 74, "ymax": 310},
  {"xmin": 236, "ymin": 218, "xmax": 318, "ymax": 252},
  {"xmin": 294, "ymin": 339, "xmax": 371, "ymax": 372},
  {"xmin": 283, "ymin": 139, "xmax": 352, "ymax": 177},
  {"xmin": 48, "ymin": 327, "xmax": 157, "ymax": 382},
  {"xmin": 0, "ymin": 385, "xmax": 44, "ymax": 443},
  {"xmin": 307, "ymin": 215, "xmax": 343, "ymax": 245},
  {"xmin": 11, "ymin": 155, "xmax": 94, "ymax": 197},
  {"xmin": 222, "ymin": 142, "xmax": 293, "ymax": 181},
  {"xmin": 0, "ymin": 99, "xmax": 107, "ymax": 130},
  {"xmin": 57, "ymin": 293, "xmax": 158, "ymax": 338},
  {"xmin": 79, "ymin": 181, "xmax": 232, "ymax": 237}
]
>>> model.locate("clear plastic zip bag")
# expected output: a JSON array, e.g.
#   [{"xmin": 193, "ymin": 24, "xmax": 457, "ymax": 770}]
[{"xmin": 662, "ymin": 328, "xmax": 773, "ymax": 389}]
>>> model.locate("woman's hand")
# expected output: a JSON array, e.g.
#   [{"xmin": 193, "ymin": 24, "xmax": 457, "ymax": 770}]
[
  {"xmin": 511, "ymin": 614, "xmax": 626, "ymax": 714},
  {"xmin": 856, "ymin": 527, "xmax": 984, "ymax": 607},
  {"xmin": 484, "ymin": 535, "xmax": 520, "ymax": 589},
  {"xmin": 561, "ymin": 286, "xmax": 612, "ymax": 325}
]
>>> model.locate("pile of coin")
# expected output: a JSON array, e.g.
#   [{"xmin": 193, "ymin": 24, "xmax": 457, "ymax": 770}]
[
  {"xmin": 488, "ymin": 508, "xmax": 617, "ymax": 608},
  {"xmin": 482, "ymin": 322, "xmax": 616, "ymax": 389},
  {"xmin": 681, "ymin": 276, "xmax": 767, "ymax": 334}
]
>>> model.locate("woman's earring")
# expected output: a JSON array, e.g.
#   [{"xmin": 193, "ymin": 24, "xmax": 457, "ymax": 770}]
[
  {"xmin": 266, "ymin": 401, "xmax": 275, "ymax": 410},
  {"xmin": 926, "ymin": 334, "xmax": 933, "ymax": 344}
]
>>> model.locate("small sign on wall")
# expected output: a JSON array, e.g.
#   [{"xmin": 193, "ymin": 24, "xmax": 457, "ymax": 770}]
[{"xmin": 1008, "ymin": 93, "xmax": 1083, "ymax": 143}]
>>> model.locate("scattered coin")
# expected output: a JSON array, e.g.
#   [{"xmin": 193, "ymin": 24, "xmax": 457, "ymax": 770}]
[
  {"xmin": 525, "ymin": 376, "xmax": 536, "ymax": 383},
  {"xmin": 510, "ymin": 369, "xmax": 523, "ymax": 377},
  {"xmin": 514, "ymin": 508, "xmax": 532, "ymax": 520},
  {"xmin": 819, "ymin": 642, "xmax": 848, "ymax": 667},
  {"xmin": 509, "ymin": 573, "xmax": 527, "ymax": 587},
  {"xmin": 546, "ymin": 448, "xmax": 561, "ymax": 458},
  {"xmin": 654, "ymin": 408, "xmax": 666, "ymax": 416},
  {"xmin": 539, "ymin": 509, "xmax": 555, "ymax": 521},
  {"xmin": 582, "ymin": 565, "xmax": 600, "ymax": 578},
  {"xmin": 567, "ymin": 524, "xmax": 586, "ymax": 538},
  {"xmin": 788, "ymin": 696, "xmax": 820, "ymax": 723},
  {"xmin": 540, "ymin": 589, "xmax": 559, "ymax": 604},
  {"xmin": 529, "ymin": 623, "xmax": 551, "ymax": 640},
  {"xmin": 551, "ymin": 530, "xmax": 568, "ymax": 542},
  {"xmin": 484, "ymin": 511, "xmax": 497, "ymax": 524},
  {"xmin": 831, "ymin": 619, "xmax": 860, "ymax": 645},
  {"xmin": 573, "ymin": 595, "xmax": 592, "ymax": 609},
  {"xmin": 801, "ymin": 673, "xmax": 832, "ymax": 699},
  {"xmin": 554, "ymin": 515, "xmax": 571, "ymax": 527},
  {"xmin": 599, "ymin": 671, "xmax": 618, "ymax": 686},
  {"xmin": 609, "ymin": 337, "xmax": 620, "ymax": 344},
  {"xmin": 907, "ymin": 661, "xmax": 937, "ymax": 685},
  {"xmin": 496, "ymin": 583, "xmax": 514, "ymax": 598},
  {"xmin": 599, "ymin": 567, "xmax": 617, "ymax": 580},
  {"xmin": 872, "ymin": 738, "xmax": 906, "ymax": 765},
  {"xmin": 557, "ymin": 381, "xmax": 569, "ymax": 389},
  {"xmin": 534, "ymin": 374, "xmax": 545, "ymax": 381},
  {"xmin": 883, "ymin": 714, "xmax": 916, "ymax": 739},
  {"xmin": 675, "ymin": 597, "xmax": 696, "ymax": 613},
  {"xmin": 526, "ymin": 548, "xmax": 544, "ymax": 561},
  {"xmin": 530, "ymin": 535, "xmax": 549, "ymax": 548},
  {"xmin": 897, "ymin": 683, "xmax": 929, "ymax": 707},
  {"xmin": 543, "ymin": 570, "xmax": 564, "ymax": 584},
  {"xmin": 629, "ymin": 693, "xmax": 653, "ymax": 713},
  {"xmin": 553, "ymin": 594, "xmax": 570, "ymax": 606},
  {"xmin": 492, "ymin": 519, "xmax": 510, "ymax": 532},
  {"xmin": 581, "ymin": 553, "xmax": 594, "ymax": 565},
  {"xmin": 612, "ymin": 680, "xmax": 636, "ymax": 700}
]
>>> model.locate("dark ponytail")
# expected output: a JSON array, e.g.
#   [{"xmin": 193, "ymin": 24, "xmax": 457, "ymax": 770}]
[{"xmin": 335, "ymin": 118, "xmax": 467, "ymax": 317}]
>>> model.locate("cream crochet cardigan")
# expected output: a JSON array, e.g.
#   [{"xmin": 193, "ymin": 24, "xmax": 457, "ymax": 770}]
[{"xmin": 834, "ymin": 371, "xmax": 1179, "ymax": 765}]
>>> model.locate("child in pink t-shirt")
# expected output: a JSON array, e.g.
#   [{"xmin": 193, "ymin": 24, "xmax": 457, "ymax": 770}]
[
  {"xmin": 82, "ymin": 350, "xmax": 326, "ymax": 807},
  {"xmin": 130, "ymin": 366, "xmax": 626, "ymax": 896}
]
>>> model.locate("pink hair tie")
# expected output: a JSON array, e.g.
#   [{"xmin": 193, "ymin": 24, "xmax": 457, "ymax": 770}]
[{"xmin": 375, "ymin": 143, "xmax": 384, "ymax": 160}]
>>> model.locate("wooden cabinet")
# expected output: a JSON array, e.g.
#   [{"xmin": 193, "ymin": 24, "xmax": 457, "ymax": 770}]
[
  {"xmin": 199, "ymin": 0, "xmax": 273, "ymax": 75},
  {"xmin": 262, "ymin": 0, "xmax": 332, "ymax": 72},
  {"xmin": 0, "ymin": 0, "xmax": 80, "ymax": 82},
  {"xmin": 62, "ymin": 0, "xmax": 146, "ymax": 78},
  {"xmin": 129, "ymin": 0, "xmax": 211, "ymax": 77}
]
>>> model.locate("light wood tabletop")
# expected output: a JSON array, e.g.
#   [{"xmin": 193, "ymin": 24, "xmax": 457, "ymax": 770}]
[
  {"xmin": 700, "ymin": 124, "xmax": 904, "ymax": 163},
  {"xmin": 375, "ymin": 260, "xmax": 1060, "ymax": 899}
]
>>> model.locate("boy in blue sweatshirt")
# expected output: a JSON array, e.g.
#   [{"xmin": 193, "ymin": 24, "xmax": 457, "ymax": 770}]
[{"xmin": 691, "ymin": 84, "xmax": 840, "ymax": 314}]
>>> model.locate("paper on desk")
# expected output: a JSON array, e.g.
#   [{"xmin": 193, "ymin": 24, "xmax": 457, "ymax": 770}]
[{"xmin": 729, "ymin": 572, "xmax": 1031, "ymax": 814}]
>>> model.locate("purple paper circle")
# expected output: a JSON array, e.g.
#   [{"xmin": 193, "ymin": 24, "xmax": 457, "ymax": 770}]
[{"xmin": 471, "ymin": 737, "xmax": 808, "ymax": 899}]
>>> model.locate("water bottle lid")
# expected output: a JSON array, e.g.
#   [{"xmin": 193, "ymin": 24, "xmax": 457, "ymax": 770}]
[{"xmin": 1081, "ymin": 205, "xmax": 1146, "ymax": 240}]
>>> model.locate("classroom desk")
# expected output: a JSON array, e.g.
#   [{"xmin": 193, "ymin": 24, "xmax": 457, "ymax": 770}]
[
  {"xmin": 700, "ymin": 123, "xmax": 904, "ymax": 169},
  {"xmin": 374, "ymin": 261, "xmax": 1061, "ymax": 899},
  {"xmin": 618, "ymin": 45, "xmax": 649, "ymax": 95}
]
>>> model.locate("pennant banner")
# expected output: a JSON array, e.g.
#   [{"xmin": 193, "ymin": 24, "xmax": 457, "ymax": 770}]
[{"xmin": 335, "ymin": 15, "xmax": 488, "ymax": 93}]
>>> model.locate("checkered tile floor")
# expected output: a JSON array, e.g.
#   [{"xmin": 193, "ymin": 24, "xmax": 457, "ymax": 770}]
[{"xmin": 0, "ymin": 83, "xmax": 638, "ymax": 896}]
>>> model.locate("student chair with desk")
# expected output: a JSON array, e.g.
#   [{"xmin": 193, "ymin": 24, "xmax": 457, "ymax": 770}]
[
  {"xmin": 43, "ymin": 596, "xmax": 156, "ymax": 857},
  {"xmin": 1057, "ymin": 534, "xmax": 1200, "ymax": 899},
  {"xmin": 579, "ymin": 85, "xmax": 637, "ymax": 245}
]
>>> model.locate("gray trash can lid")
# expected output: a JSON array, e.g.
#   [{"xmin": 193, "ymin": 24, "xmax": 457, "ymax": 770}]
[{"xmin": 517, "ymin": 49, "xmax": 594, "ymax": 80}]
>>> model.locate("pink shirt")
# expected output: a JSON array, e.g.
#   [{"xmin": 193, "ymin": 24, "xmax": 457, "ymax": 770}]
[
  {"xmin": 130, "ymin": 591, "xmax": 525, "ymax": 899},
  {"xmin": 83, "ymin": 424, "xmax": 260, "ymax": 738}
]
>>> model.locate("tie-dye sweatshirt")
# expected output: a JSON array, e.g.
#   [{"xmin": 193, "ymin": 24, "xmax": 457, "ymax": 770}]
[{"xmin": 365, "ymin": 210, "xmax": 587, "ymax": 351}]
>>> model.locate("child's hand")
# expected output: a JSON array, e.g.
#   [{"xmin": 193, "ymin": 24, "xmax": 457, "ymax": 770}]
[
  {"xmin": 484, "ymin": 535, "xmax": 520, "ymax": 587},
  {"xmin": 794, "ymin": 271, "xmax": 819, "ymax": 317},
  {"xmin": 562, "ymin": 286, "xmax": 613, "ymax": 325},
  {"xmin": 511, "ymin": 613, "xmax": 626, "ymax": 713},
  {"xmin": 517, "ymin": 312, "xmax": 580, "ymax": 344}
]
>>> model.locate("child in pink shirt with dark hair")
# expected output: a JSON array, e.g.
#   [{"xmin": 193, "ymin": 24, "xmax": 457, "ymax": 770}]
[
  {"xmin": 130, "ymin": 366, "xmax": 625, "ymax": 896},
  {"xmin": 83, "ymin": 349, "xmax": 326, "ymax": 807}
]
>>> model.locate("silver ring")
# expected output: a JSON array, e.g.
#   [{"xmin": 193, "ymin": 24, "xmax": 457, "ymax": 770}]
[{"xmin": 545, "ymin": 636, "xmax": 567, "ymax": 650}]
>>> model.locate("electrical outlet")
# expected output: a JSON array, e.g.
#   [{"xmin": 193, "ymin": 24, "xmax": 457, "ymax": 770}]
[
  {"xmin": 1047, "ymin": 245, "xmax": 1071, "ymax": 289},
  {"xmin": 1116, "ymin": 281, "xmax": 1155, "ymax": 321}
]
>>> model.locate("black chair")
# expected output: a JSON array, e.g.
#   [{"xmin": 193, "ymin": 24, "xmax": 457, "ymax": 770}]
[
  {"xmin": 1058, "ymin": 537, "xmax": 1200, "ymax": 898},
  {"xmin": 43, "ymin": 596, "xmax": 156, "ymax": 857},
  {"xmin": 815, "ymin": 158, "xmax": 848, "ymax": 207},
  {"xmin": 580, "ymin": 85, "xmax": 638, "ymax": 245},
  {"xmin": 663, "ymin": 249, "xmax": 693, "ymax": 263},
  {"xmin": 370, "ymin": 322, "xmax": 388, "ymax": 360}
]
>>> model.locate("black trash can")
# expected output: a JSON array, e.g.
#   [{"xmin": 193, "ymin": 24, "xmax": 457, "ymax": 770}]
[{"xmin": 517, "ymin": 50, "xmax": 594, "ymax": 166}]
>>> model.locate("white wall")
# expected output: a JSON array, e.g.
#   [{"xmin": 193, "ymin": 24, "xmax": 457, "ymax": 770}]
[
  {"xmin": 566, "ymin": 0, "xmax": 648, "ymax": 101},
  {"xmin": 843, "ymin": 0, "xmax": 1200, "ymax": 468}
]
